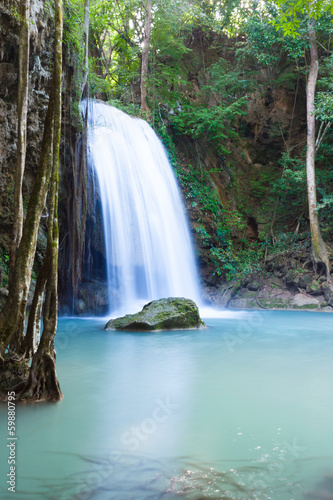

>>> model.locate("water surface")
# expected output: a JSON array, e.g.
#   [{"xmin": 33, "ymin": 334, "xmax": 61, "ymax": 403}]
[{"xmin": 0, "ymin": 310, "xmax": 332, "ymax": 499}]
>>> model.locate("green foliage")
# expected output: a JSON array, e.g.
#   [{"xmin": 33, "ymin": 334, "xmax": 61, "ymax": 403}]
[
  {"xmin": 171, "ymin": 100, "xmax": 247, "ymax": 153},
  {"xmin": 272, "ymin": 0, "xmax": 333, "ymax": 37},
  {"xmin": 167, "ymin": 58, "xmax": 250, "ymax": 153},
  {"xmin": 238, "ymin": 8, "xmax": 307, "ymax": 69},
  {"xmin": 88, "ymin": 63, "xmax": 113, "ymax": 97},
  {"xmin": 315, "ymin": 55, "xmax": 333, "ymax": 123},
  {"xmin": 249, "ymin": 169, "xmax": 277, "ymax": 199},
  {"xmin": 239, "ymin": 12, "xmax": 281, "ymax": 67},
  {"xmin": 173, "ymin": 155, "xmax": 250, "ymax": 279},
  {"xmin": 63, "ymin": 0, "xmax": 86, "ymax": 125},
  {"xmin": 314, "ymin": 130, "xmax": 333, "ymax": 237},
  {"xmin": 210, "ymin": 241, "xmax": 265, "ymax": 281},
  {"xmin": 178, "ymin": 164, "xmax": 223, "ymax": 217},
  {"xmin": 107, "ymin": 98, "xmax": 141, "ymax": 117},
  {"xmin": 272, "ymin": 153, "xmax": 306, "ymax": 211},
  {"xmin": 64, "ymin": 0, "xmax": 84, "ymax": 61},
  {"xmin": 90, "ymin": 0, "xmax": 143, "ymax": 97},
  {"xmin": 195, "ymin": 225, "xmax": 211, "ymax": 247}
]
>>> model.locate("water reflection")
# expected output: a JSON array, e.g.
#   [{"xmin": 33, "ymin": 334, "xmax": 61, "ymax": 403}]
[{"xmin": 4, "ymin": 453, "xmax": 306, "ymax": 500}]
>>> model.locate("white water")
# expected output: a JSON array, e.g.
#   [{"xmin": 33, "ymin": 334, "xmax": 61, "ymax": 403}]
[{"xmin": 84, "ymin": 100, "xmax": 201, "ymax": 315}]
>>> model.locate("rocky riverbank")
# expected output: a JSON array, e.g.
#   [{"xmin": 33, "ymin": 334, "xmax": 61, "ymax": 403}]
[{"xmin": 203, "ymin": 246, "xmax": 333, "ymax": 311}]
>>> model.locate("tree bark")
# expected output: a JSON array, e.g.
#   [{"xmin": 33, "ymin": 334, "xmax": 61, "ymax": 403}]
[
  {"xmin": 10, "ymin": 0, "xmax": 30, "ymax": 275},
  {"xmin": 140, "ymin": 0, "xmax": 152, "ymax": 113},
  {"xmin": 306, "ymin": 21, "xmax": 330, "ymax": 276}
]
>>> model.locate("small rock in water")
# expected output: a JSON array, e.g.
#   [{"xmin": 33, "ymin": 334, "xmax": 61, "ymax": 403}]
[{"xmin": 105, "ymin": 297, "xmax": 205, "ymax": 331}]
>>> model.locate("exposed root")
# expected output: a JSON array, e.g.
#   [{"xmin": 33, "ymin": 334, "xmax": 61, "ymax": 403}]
[
  {"xmin": 0, "ymin": 354, "xmax": 29, "ymax": 399},
  {"xmin": 15, "ymin": 350, "xmax": 63, "ymax": 402},
  {"xmin": 256, "ymin": 296, "xmax": 268, "ymax": 310}
]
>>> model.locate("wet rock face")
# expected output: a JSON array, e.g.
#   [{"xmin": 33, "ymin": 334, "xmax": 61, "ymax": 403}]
[
  {"xmin": 73, "ymin": 281, "xmax": 109, "ymax": 316},
  {"xmin": 0, "ymin": 0, "xmax": 18, "ymax": 247},
  {"xmin": 105, "ymin": 297, "xmax": 206, "ymax": 331}
]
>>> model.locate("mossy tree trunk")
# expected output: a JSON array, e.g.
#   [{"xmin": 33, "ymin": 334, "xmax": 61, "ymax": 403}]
[
  {"xmin": 0, "ymin": 0, "xmax": 64, "ymax": 402},
  {"xmin": 17, "ymin": 0, "xmax": 63, "ymax": 401},
  {"xmin": 0, "ymin": 86, "xmax": 55, "ymax": 356},
  {"xmin": 306, "ymin": 21, "xmax": 330, "ymax": 277},
  {"xmin": 10, "ymin": 0, "xmax": 30, "ymax": 275},
  {"xmin": 140, "ymin": 0, "xmax": 152, "ymax": 114}
]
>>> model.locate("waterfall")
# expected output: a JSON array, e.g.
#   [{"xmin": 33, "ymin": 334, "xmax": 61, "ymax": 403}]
[{"xmin": 84, "ymin": 100, "xmax": 201, "ymax": 315}]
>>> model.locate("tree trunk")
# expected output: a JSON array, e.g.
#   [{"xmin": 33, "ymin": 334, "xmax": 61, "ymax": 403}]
[
  {"xmin": 9, "ymin": 0, "xmax": 63, "ymax": 402},
  {"xmin": 140, "ymin": 0, "xmax": 152, "ymax": 113},
  {"xmin": 71, "ymin": 113, "xmax": 88, "ymax": 299},
  {"xmin": 306, "ymin": 22, "xmax": 330, "ymax": 277},
  {"xmin": 0, "ymin": 91, "xmax": 55, "ymax": 356},
  {"xmin": 81, "ymin": 0, "xmax": 89, "ymax": 98},
  {"xmin": 23, "ymin": 248, "xmax": 50, "ymax": 358},
  {"xmin": 0, "ymin": 0, "xmax": 63, "ymax": 360},
  {"xmin": 10, "ymin": 0, "xmax": 30, "ymax": 275}
]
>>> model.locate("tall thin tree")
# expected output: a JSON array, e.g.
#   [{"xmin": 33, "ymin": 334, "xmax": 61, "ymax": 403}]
[
  {"xmin": 275, "ymin": 0, "xmax": 332, "ymax": 276},
  {"xmin": 306, "ymin": 17, "xmax": 330, "ymax": 275},
  {"xmin": 81, "ymin": 0, "xmax": 89, "ymax": 97},
  {"xmin": 141, "ymin": 0, "xmax": 152, "ymax": 113},
  {"xmin": 10, "ymin": 0, "xmax": 30, "ymax": 275}
]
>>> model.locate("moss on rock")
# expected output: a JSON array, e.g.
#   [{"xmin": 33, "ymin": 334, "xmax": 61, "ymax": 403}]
[{"xmin": 105, "ymin": 297, "xmax": 206, "ymax": 331}]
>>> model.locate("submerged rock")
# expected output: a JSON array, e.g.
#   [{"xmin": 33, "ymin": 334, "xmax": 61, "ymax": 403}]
[{"xmin": 105, "ymin": 297, "xmax": 205, "ymax": 331}]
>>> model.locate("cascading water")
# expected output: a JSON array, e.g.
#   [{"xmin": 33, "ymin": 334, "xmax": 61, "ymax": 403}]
[{"xmin": 83, "ymin": 99, "xmax": 201, "ymax": 315}]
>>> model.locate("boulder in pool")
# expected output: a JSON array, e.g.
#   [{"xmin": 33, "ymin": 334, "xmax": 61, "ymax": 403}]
[{"xmin": 105, "ymin": 297, "xmax": 205, "ymax": 331}]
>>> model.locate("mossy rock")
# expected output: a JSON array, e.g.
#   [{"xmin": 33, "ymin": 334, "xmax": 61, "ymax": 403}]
[
  {"xmin": 238, "ymin": 289, "xmax": 257, "ymax": 298},
  {"xmin": 306, "ymin": 280, "xmax": 322, "ymax": 295},
  {"xmin": 105, "ymin": 297, "xmax": 206, "ymax": 331},
  {"xmin": 285, "ymin": 269, "xmax": 300, "ymax": 288},
  {"xmin": 247, "ymin": 281, "xmax": 260, "ymax": 291},
  {"xmin": 321, "ymin": 282, "xmax": 333, "ymax": 305},
  {"xmin": 259, "ymin": 298, "xmax": 288, "ymax": 309},
  {"xmin": 299, "ymin": 274, "xmax": 313, "ymax": 289}
]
